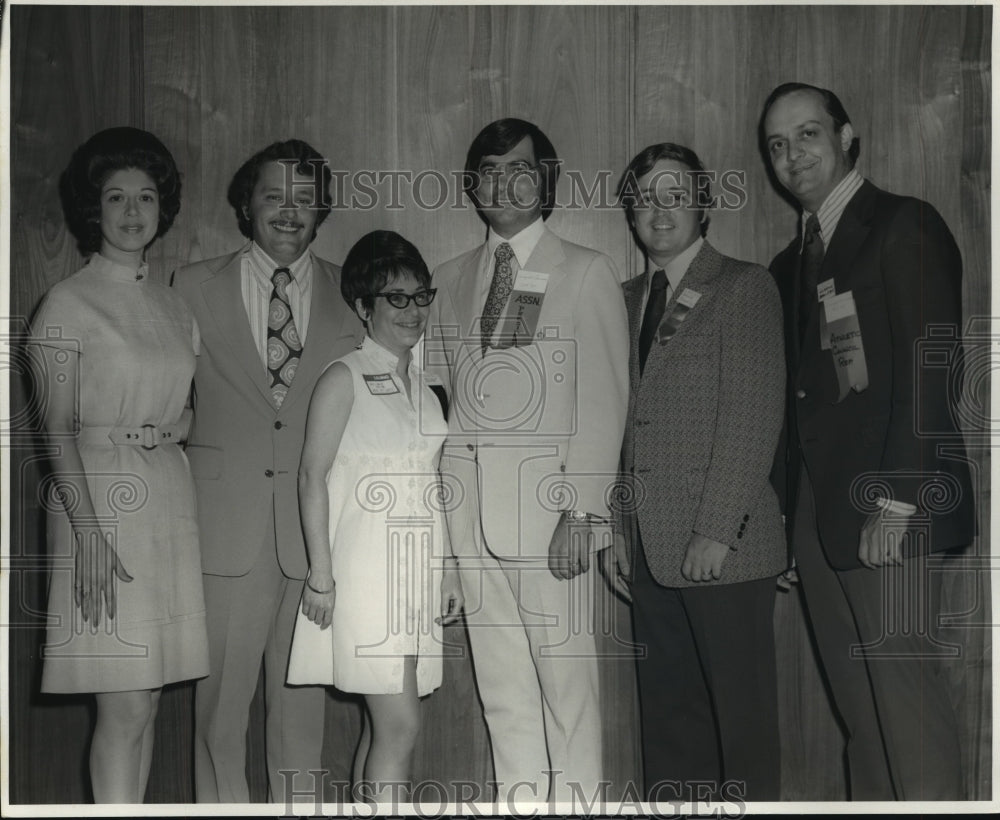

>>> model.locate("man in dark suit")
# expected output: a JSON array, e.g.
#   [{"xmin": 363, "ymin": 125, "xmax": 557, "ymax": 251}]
[
  {"xmin": 763, "ymin": 82, "xmax": 975, "ymax": 800},
  {"xmin": 603, "ymin": 143, "xmax": 786, "ymax": 801},
  {"xmin": 172, "ymin": 139, "xmax": 363, "ymax": 802}
]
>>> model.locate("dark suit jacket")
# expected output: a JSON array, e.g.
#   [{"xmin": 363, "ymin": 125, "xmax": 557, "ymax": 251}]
[
  {"xmin": 172, "ymin": 250, "xmax": 363, "ymax": 577},
  {"xmin": 770, "ymin": 180, "xmax": 975, "ymax": 570},
  {"xmin": 621, "ymin": 241, "xmax": 787, "ymax": 588}
]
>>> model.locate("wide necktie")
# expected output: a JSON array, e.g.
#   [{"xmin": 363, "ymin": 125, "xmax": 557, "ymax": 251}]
[
  {"xmin": 798, "ymin": 213, "xmax": 824, "ymax": 340},
  {"xmin": 480, "ymin": 242, "xmax": 515, "ymax": 353},
  {"xmin": 267, "ymin": 266, "xmax": 302, "ymax": 408},
  {"xmin": 638, "ymin": 269, "xmax": 667, "ymax": 375}
]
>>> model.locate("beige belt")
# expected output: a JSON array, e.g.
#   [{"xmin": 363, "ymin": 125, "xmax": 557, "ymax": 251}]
[{"xmin": 78, "ymin": 409, "xmax": 191, "ymax": 450}]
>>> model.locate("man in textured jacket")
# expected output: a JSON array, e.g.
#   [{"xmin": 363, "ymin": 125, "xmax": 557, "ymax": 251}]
[{"xmin": 607, "ymin": 142, "xmax": 786, "ymax": 801}]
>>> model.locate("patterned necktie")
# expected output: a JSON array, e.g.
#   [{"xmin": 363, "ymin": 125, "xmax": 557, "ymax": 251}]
[
  {"xmin": 267, "ymin": 266, "xmax": 302, "ymax": 408},
  {"xmin": 798, "ymin": 213, "xmax": 824, "ymax": 340},
  {"xmin": 638, "ymin": 269, "xmax": 667, "ymax": 375},
  {"xmin": 481, "ymin": 242, "xmax": 515, "ymax": 353}
]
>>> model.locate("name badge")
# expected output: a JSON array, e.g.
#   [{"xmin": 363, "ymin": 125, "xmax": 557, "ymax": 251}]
[
  {"xmin": 677, "ymin": 288, "xmax": 702, "ymax": 309},
  {"xmin": 493, "ymin": 269, "xmax": 549, "ymax": 348},
  {"xmin": 822, "ymin": 291, "xmax": 869, "ymax": 400},
  {"xmin": 363, "ymin": 373, "xmax": 400, "ymax": 395}
]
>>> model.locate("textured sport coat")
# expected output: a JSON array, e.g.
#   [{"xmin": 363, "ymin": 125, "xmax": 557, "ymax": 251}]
[
  {"xmin": 426, "ymin": 226, "xmax": 629, "ymax": 560},
  {"xmin": 172, "ymin": 250, "xmax": 363, "ymax": 577},
  {"xmin": 621, "ymin": 240, "xmax": 787, "ymax": 588},
  {"xmin": 770, "ymin": 180, "xmax": 975, "ymax": 570}
]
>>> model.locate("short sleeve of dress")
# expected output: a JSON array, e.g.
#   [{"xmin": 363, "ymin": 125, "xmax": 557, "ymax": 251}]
[{"xmin": 29, "ymin": 284, "xmax": 84, "ymax": 355}]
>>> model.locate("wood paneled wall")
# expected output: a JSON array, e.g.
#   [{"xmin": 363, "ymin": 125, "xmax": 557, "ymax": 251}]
[{"xmin": 7, "ymin": 3, "xmax": 991, "ymax": 805}]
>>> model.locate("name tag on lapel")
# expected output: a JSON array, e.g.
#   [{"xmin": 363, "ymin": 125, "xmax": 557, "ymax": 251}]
[
  {"xmin": 657, "ymin": 288, "xmax": 702, "ymax": 344},
  {"xmin": 363, "ymin": 373, "xmax": 400, "ymax": 395},
  {"xmin": 494, "ymin": 270, "xmax": 549, "ymax": 348}
]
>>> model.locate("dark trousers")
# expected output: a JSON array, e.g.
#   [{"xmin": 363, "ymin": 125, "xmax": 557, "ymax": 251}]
[
  {"xmin": 793, "ymin": 464, "xmax": 963, "ymax": 800},
  {"xmin": 630, "ymin": 536, "xmax": 780, "ymax": 802}
]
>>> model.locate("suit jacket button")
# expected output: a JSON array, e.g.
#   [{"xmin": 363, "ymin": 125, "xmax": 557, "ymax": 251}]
[
  {"xmin": 743, "ymin": 514, "xmax": 750, "ymax": 522},
  {"xmin": 265, "ymin": 469, "xmax": 274, "ymax": 477},
  {"xmin": 274, "ymin": 421, "xmax": 283, "ymax": 430},
  {"xmin": 466, "ymin": 443, "xmax": 474, "ymax": 451},
  {"xmin": 795, "ymin": 389, "xmax": 807, "ymax": 399},
  {"xmin": 737, "ymin": 531, "xmax": 744, "ymax": 539}
]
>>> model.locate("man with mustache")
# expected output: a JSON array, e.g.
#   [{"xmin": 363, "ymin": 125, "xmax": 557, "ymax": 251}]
[
  {"xmin": 763, "ymin": 83, "xmax": 974, "ymax": 799},
  {"xmin": 606, "ymin": 143, "xmax": 785, "ymax": 800},
  {"xmin": 172, "ymin": 139, "xmax": 363, "ymax": 802}
]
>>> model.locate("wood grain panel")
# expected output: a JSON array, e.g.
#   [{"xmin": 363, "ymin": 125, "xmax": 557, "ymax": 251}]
[{"xmin": 7, "ymin": 3, "xmax": 989, "ymax": 805}]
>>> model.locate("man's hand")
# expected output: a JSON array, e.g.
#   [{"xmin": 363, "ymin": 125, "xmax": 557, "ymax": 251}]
[
  {"xmin": 548, "ymin": 514, "xmax": 592, "ymax": 580},
  {"xmin": 858, "ymin": 509, "xmax": 910, "ymax": 568},
  {"xmin": 680, "ymin": 532, "xmax": 731, "ymax": 583},
  {"xmin": 597, "ymin": 531, "xmax": 631, "ymax": 601}
]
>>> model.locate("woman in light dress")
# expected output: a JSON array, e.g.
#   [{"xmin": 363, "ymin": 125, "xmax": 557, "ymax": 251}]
[
  {"xmin": 287, "ymin": 230, "xmax": 463, "ymax": 802},
  {"xmin": 30, "ymin": 127, "xmax": 208, "ymax": 802}
]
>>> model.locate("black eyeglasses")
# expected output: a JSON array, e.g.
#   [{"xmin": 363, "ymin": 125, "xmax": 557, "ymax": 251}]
[{"xmin": 372, "ymin": 288, "xmax": 437, "ymax": 309}]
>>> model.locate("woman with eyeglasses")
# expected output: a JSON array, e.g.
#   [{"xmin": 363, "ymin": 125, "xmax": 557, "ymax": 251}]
[{"xmin": 287, "ymin": 230, "xmax": 463, "ymax": 802}]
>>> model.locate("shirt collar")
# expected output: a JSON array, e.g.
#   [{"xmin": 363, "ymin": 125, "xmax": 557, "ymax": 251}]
[
  {"xmin": 248, "ymin": 241, "xmax": 312, "ymax": 281},
  {"xmin": 361, "ymin": 334, "xmax": 419, "ymax": 374},
  {"xmin": 800, "ymin": 168, "xmax": 864, "ymax": 249},
  {"xmin": 88, "ymin": 252, "xmax": 149, "ymax": 282},
  {"xmin": 647, "ymin": 235, "xmax": 704, "ymax": 296},
  {"xmin": 486, "ymin": 217, "xmax": 546, "ymax": 269}
]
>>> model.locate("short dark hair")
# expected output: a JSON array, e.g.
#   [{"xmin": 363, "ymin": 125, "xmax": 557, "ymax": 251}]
[
  {"xmin": 59, "ymin": 127, "xmax": 182, "ymax": 255},
  {"xmin": 341, "ymin": 230, "xmax": 432, "ymax": 324},
  {"xmin": 616, "ymin": 142, "xmax": 711, "ymax": 237},
  {"xmin": 463, "ymin": 118, "xmax": 561, "ymax": 220},
  {"xmin": 761, "ymin": 82, "xmax": 859, "ymax": 165},
  {"xmin": 227, "ymin": 139, "xmax": 332, "ymax": 240}
]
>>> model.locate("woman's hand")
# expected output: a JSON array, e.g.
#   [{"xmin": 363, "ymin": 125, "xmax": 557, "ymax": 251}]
[
  {"xmin": 301, "ymin": 572, "xmax": 335, "ymax": 629},
  {"xmin": 73, "ymin": 525, "xmax": 132, "ymax": 626},
  {"xmin": 437, "ymin": 560, "xmax": 464, "ymax": 626}
]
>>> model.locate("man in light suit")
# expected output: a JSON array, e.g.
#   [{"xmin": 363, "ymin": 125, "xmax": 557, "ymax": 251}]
[
  {"xmin": 425, "ymin": 118, "xmax": 629, "ymax": 803},
  {"xmin": 763, "ymin": 83, "xmax": 974, "ymax": 800},
  {"xmin": 172, "ymin": 139, "xmax": 363, "ymax": 802},
  {"xmin": 604, "ymin": 143, "xmax": 786, "ymax": 801}
]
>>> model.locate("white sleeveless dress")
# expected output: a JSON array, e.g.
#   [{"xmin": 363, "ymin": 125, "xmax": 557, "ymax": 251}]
[{"xmin": 287, "ymin": 336, "xmax": 449, "ymax": 696}]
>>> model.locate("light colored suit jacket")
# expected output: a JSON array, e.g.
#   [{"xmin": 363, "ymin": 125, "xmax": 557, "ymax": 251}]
[
  {"xmin": 172, "ymin": 249, "xmax": 363, "ymax": 578},
  {"xmin": 426, "ymin": 227, "xmax": 629, "ymax": 560},
  {"xmin": 621, "ymin": 240, "xmax": 786, "ymax": 588}
]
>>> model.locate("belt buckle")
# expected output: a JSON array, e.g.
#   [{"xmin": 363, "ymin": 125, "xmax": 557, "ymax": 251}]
[{"xmin": 141, "ymin": 424, "xmax": 157, "ymax": 450}]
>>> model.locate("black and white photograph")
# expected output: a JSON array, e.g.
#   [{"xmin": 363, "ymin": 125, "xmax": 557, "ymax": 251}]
[{"xmin": 1, "ymin": 0, "xmax": 993, "ymax": 814}]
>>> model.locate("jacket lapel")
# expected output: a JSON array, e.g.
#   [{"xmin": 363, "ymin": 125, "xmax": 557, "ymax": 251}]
[
  {"xmin": 623, "ymin": 273, "xmax": 646, "ymax": 390},
  {"xmin": 820, "ymin": 179, "xmax": 876, "ymax": 290},
  {"xmin": 651, "ymin": 240, "xmax": 721, "ymax": 349},
  {"xmin": 201, "ymin": 250, "xmax": 273, "ymax": 405},
  {"xmin": 280, "ymin": 257, "xmax": 352, "ymax": 413}
]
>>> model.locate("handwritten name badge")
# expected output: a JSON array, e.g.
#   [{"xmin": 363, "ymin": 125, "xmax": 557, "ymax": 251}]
[
  {"xmin": 494, "ymin": 270, "xmax": 549, "ymax": 348},
  {"xmin": 821, "ymin": 291, "xmax": 869, "ymax": 400},
  {"xmin": 363, "ymin": 373, "xmax": 400, "ymax": 395}
]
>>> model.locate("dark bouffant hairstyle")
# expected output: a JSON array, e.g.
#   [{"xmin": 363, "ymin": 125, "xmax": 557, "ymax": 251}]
[
  {"xmin": 463, "ymin": 118, "xmax": 561, "ymax": 220},
  {"xmin": 59, "ymin": 127, "xmax": 182, "ymax": 255},
  {"xmin": 341, "ymin": 230, "xmax": 431, "ymax": 324},
  {"xmin": 760, "ymin": 82, "xmax": 860, "ymax": 166},
  {"xmin": 226, "ymin": 139, "xmax": 332, "ymax": 240},
  {"xmin": 616, "ymin": 142, "xmax": 711, "ymax": 237}
]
